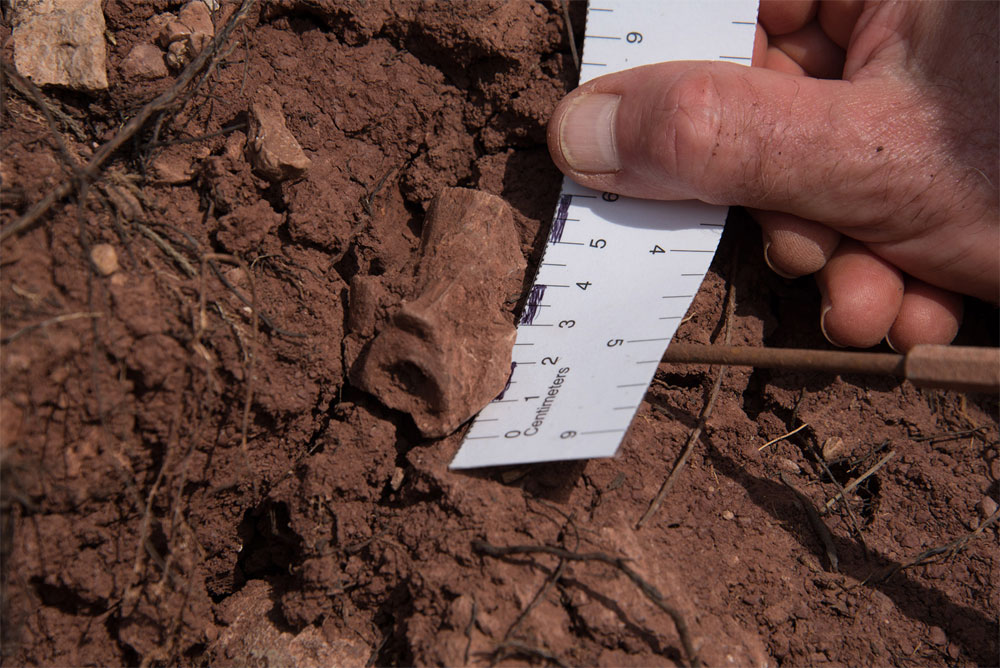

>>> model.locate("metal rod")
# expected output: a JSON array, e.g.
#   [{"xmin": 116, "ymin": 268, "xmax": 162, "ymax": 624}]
[{"xmin": 661, "ymin": 344, "xmax": 999, "ymax": 394}]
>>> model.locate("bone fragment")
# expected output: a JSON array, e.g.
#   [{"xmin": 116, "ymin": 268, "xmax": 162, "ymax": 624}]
[{"xmin": 352, "ymin": 187, "xmax": 525, "ymax": 437}]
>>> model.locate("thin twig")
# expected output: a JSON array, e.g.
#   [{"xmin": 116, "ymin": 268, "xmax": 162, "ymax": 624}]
[
  {"xmin": 560, "ymin": 0, "xmax": 580, "ymax": 72},
  {"xmin": 913, "ymin": 426, "xmax": 989, "ymax": 444},
  {"xmin": 779, "ymin": 472, "xmax": 839, "ymax": 572},
  {"xmin": 143, "ymin": 120, "xmax": 247, "ymax": 148},
  {"xmin": 809, "ymin": 445, "xmax": 867, "ymax": 551},
  {"xmin": 464, "ymin": 597, "xmax": 477, "ymax": 666},
  {"xmin": 2, "ymin": 64, "xmax": 88, "ymax": 142},
  {"xmin": 759, "ymin": 423, "xmax": 810, "ymax": 451},
  {"xmin": 823, "ymin": 450, "xmax": 896, "ymax": 513},
  {"xmin": 0, "ymin": 311, "xmax": 100, "ymax": 344},
  {"xmin": 197, "ymin": 253, "xmax": 258, "ymax": 490},
  {"xmin": 492, "ymin": 640, "xmax": 568, "ymax": 667},
  {"xmin": 2, "ymin": 66, "xmax": 79, "ymax": 170},
  {"xmin": 0, "ymin": 0, "xmax": 257, "ymax": 242},
  {"xmin": 134, "ymin": 222, "xmax": 198, "ymax": 278},
  {"xmin": 473, "ymin": 540, "xmax": 702, "ymax": 668},
  {"xmin": 503, "ymin": 508, "xmax": 579, "ymax": 642},
  {"xmin": 879, "ymin": 507, "xmax": 1000, "ymax": 582}
]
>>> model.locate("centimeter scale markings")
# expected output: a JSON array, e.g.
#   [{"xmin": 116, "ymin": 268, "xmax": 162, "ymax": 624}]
[{"xmin": 451, "ymin": 0, "xmax": 759, "ymax": 469}]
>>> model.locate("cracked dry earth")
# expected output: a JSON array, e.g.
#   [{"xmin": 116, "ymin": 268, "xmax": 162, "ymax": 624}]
[{"xmin": 1, "ymin": 1, "xmax": 998, "ymax": 666}]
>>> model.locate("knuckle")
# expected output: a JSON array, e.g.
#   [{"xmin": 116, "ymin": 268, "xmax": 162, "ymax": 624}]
[{"xmin": 651, "ymin": 69, "xmax": 731, "ymax": 199}]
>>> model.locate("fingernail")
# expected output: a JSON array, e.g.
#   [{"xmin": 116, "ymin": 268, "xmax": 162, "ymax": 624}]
[
  {"xmin": 884, "ymin": 332, "xmax": 901, "ymax": 354},
  {"xmin": 763, "ymin": 242, "xmax": 797, "ymax": 279},
  {"xmin": 559, "ymin": 93, "xmax": 621, "ymax": 173},
  {"xmin": 820, "ymin": 305, "xmax": 846, "ymax": 348}
]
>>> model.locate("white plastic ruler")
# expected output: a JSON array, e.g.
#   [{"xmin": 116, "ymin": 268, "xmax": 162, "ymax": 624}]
[{"xmin": 450, "ymin": 0, "xmax": 759, "ymax": 469}]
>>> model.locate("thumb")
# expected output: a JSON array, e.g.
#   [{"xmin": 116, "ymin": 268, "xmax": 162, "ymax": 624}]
[{"xmin": 547, "ymin": 61, "xmax": 886, "ymax": 225}]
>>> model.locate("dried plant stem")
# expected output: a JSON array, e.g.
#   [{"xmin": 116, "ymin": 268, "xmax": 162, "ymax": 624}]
[{"xmin": 474, "ymin": 540, "xmax": 703, "ymax": 668}]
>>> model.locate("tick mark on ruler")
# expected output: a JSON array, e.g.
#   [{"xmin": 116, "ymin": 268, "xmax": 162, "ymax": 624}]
[
  {"xmin": 549, "ymin": 195, "xmax": 572, "ymax": 243},
  {"xmin": 627, "ymin": 338, "xmax": 670, "ymax": 343},
  {"xmin": 614, "ymin": 406, "xmax": 637, "ymax": 411},
  {"xmin": 681, "ymin": 273, "xmax": 702, "ymax": 276},
  {"xmin": 732, "ymin": 20, "xmax": 756, "ymax": 25},
  {"xmin": 589, "ymin": 7, "xmax": 613, "ymax": 11},
  {"xmin": 586, "ymin": 35, "xmax": 621, "ymax": 40},
  {"xmin": 582, "ymin": 62, "xmax": 608, "ymax": 67},
  {"xmin": 475, "ymin": 418, "xmax": 499, "ymax": 422},
  {"xmin": 672, "ymin": 249, "xmax": 715, "ymax": 253},
  {"xmin": 581, "ymin": 429, "xmax": 626, "ymax": 435},
  {"xmin": 465, "ymin": 435, "xmax": 499, "ymax": 440},
  {"xmin": 541, "ymin": 263, "xmax": 566, "ymax": 267},
  {"xmin": 513, "ymin": 343, "xmax": 535, "ymax": 346},
  {"xmin": 699, "ymin": 222, "xmax": 725, "ymax": 227},
  {"xmin": 636, "ymin": 360, "xmax": 661, "ymax": 365},
  {"xmin": 519, "ymin": 285, "xmax": 547, "ymax": 325},
  {"xmin": 554, "ymin": 241, "xmax": 585, "ymax": 245},
  {"xmin": 719, "ymin": 55, "xmax": 752, "ymax": 61},
  {"xmin": 617, "ymin": 382, "xmax": 647, "ymax": 388},
  {"xmin": 658, "ymin": 316, "xmax": 683, "ymax": 320},
  {"xmin": 661, "ymin": 294, "xmax": 694, "ymax": 299}
]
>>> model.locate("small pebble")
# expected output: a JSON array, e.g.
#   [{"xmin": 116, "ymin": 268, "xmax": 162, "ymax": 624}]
[
  {"xmin": 90, "ymin": 244, "xmax": 118, "ymax": 275},
  {"xmin": 928, "ymin": 626, "xmax": 947, "ymax": 646},
  {"xmin": 822, "ymin": 436, "xmax": 845, "ymax": 461},
  {"xmin": 721, "ymin": 510, "xmax": 735, "ymax": 521},
  {"xmin": 977, "ymin": 496, "xmax": 998, "ymax": 519},
  {"xmin": 776, "ymin": 457, "xmax": 801, "ymax": 474}
]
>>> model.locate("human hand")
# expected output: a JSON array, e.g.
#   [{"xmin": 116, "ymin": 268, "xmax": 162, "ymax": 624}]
[{"xmin": 547, "ymin": 0, "xmax": 998, "ymax": 352}]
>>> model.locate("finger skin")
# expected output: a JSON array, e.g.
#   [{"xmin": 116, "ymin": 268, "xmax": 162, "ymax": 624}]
[
  {"xmin": 763, "ymin": 45, "xmax": 807, "ymax": 76},
  {"xmin": 886, "ymin": 280, "xmax": 963, "ymax": 352},
  {"xmin": 752, "ymin": 24, "xmax": 769, "ymax": 67},
  {"xmin": 816, "ymin": 240, "xmax": 904, "ymax": 348},
  {"xmin": 818, "ymin": 0, "xmax": 865, "ymax": 49},
  {"xmin": 547, "ymin": 60, "xmax": 998, "ymax": 302},
  {"xmin": 759, "ymin": 0, "xmax": 818, "ymax": 36},
  {"xmin": 753, "ymin": 210, "xmax": 841, "ymax": 277},
  {"xmin": 770, "ymin": 22, "xmax": 846, "ymax": 79},
  {"xmin": 547, "ymin": 62, "xmax": 876, "ymax": 216}
]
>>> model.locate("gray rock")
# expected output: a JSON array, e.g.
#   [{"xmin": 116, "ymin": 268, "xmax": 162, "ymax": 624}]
[{"xmin": 12, "ymin": 0, "xmax": 109, "ymax": 92}]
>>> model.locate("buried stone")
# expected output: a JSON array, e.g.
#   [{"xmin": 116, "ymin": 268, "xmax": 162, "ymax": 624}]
[{"xmin": 352, "ymin": 188, "xmax": 526, "ymax": 438}]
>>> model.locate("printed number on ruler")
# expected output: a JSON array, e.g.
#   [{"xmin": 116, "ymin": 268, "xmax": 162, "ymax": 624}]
[{"xmin": 450, "ymin": 0, "xmax": 758, "ymax": 469}]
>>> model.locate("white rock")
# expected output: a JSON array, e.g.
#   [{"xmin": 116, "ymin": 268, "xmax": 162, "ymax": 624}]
[{"xmin": 12, "ymin": 0, "xmax": 109, "ymax": 92}]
